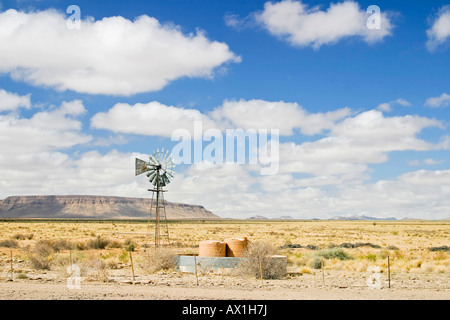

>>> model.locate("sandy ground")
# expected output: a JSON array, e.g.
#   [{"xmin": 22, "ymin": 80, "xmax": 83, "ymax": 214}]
[{"xmin": 1, "ymin": 270, "xmax": 448, "ymax": 300}]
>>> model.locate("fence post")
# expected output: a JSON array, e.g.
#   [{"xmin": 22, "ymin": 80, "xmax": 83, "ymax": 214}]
[
  {"xmin": 259, "ymin": 255, "xmax": 263, "ymax": 285},
  {"xmin": 129, "ymin": 251, "xmax": 135, "ymax": 282},
  {"xmin": 194, "ymin": 255, "xmax": 199, "ymax": 286},
  {"xmin": 10, "ymin": 250, "xmax": 14, "ymax": 281},
  {"xmin": 387, "ymin": 255, "xmax": 391, "ymax": 289},
  {"xmin": 321, "ymin": 258, "xmax": 325, "ymax": 286}
]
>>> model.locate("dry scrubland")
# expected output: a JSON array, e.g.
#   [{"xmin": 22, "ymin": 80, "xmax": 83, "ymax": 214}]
[{"xmin": 0, "ymin": 219, "xmax": 449, "ymax": 300}]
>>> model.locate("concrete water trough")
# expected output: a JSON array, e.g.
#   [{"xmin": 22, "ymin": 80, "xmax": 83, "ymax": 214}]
[{"xmin": 176, "ymin": 255, "xmax": 242, "ymax": 274}]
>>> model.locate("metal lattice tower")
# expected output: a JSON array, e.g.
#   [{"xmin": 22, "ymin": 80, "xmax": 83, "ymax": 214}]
[{"xmin": 135, "ymin": 148, "xmax": 174, "ymax": 248}]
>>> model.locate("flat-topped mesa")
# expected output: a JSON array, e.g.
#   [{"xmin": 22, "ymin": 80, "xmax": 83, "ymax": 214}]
[{"xmin": 0, "ymin": 195, "xmax": 219, "ymax": 219}]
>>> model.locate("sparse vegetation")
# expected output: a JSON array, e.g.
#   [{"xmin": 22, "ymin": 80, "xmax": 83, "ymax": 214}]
[
  {"xmin": 429, "ymin": 246, "xmax": 449, "ymax": 252},
  {"xmin": 83, "ymin": 255, "xmax": 109, "ymax": 281},
  {"xmin": 314, "ymin": 247, "xmax": 354, "ymax": 261},
  {"xmin": 140, "ymin": 248, "xmax": 177, "ymax": 274},
  {"xmin": 124, "ymin": 238, "xmax": 137, "ymax": 252},
  {"xmin": 0, "ymin": 239, "xmax": 19, "ymax": 248},
  {"xmin": 0, "ymin": 219, "xmax": 448, "ymax": 278},
  {"xmin": 12, "ymin": 233, "xmax": 34, "ymax": 240},
  {"xmin": 28, "ymin": 240, "xmax": 54, "ymax": 270},
  {"xmin": 239, "ymin": 240, "xmax": 286, "ymax": 279},
  {"xmin": 310, "ymin": 256, "xmax": 323, "ymax": 269},
  {"xmin": 88, "ymin": 236, "xmax": 111, "ymax": 249}
]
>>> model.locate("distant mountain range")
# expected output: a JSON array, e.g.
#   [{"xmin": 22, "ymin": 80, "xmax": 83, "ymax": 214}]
[
  {"xmin": 0, "ymin": 195, "xmax": 219, "ymax": 220},
  {"xmin": 247, "ymin": 215, "xmax": 269, "ymax": 220},
  {"xmin": 247, "ymin": 215, "xmax": 295, "ymax": 220},
  {"xmin": 247, "ymin": 215, "xmax": 398, "ymax": 220},
  {"xmin": 330, "ymin": 215, "xmax": 397, "ymax": 221}
]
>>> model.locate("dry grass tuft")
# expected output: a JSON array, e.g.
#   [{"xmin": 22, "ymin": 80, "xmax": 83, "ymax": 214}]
[
  {"xmin": 238, "ymin": 240, "xmax": 286, "ymax": 279},
  {"xmin": 140, "ymin": 248, "xmax": 177, "ymax": 274},
  {"xmin": 28, "ymin": 240, "xmax": 54, "ymax": 270}
]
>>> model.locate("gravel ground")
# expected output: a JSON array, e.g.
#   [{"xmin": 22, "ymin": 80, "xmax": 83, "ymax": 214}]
[{"xmin": 0, "ymin": 270, "xmax": 448, "ymax": 300}]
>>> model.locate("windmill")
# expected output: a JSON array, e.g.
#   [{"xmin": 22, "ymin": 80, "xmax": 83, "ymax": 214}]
[{"xmin": 135, "ymin": 148, "xmax": 175, "ymax": 248}]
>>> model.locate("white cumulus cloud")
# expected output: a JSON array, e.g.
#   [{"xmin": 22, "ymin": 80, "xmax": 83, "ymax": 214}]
[
  {"xmin": 425, "ymin": 92, "xmax": 450, "ymax": 108},
  {"xmin": 0, "ymin": 100, "xmax": 92, "ymax": 155},
  {"xmin": 0, "ymin": 9, "xmax": 240, "ymax": 96},
  {"xmin": 0, "ymin": 89, "xmax": 31, "ymax": 111},
  {"xmin": 211, "ymin": 99, "xmax": 351, "ymax": 136},
  {"xmin": 91, "ymin": 101, "xmax": 217, "ymax": 138},
  {"xmin": 426, "ymin": 5, "xmax": 450, "ymax": 51},
  {"xmin": 255, "ymin": 0, "xmax": 393, "ymax": 49},
  {"xmin": 91, "ymin": 99, "xmax": 352, "ymax": 138}
]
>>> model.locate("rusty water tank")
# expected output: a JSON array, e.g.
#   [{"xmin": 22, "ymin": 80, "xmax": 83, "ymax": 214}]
[
  {"xmin": 198, "ymin": 240, "xmax": 226, "ymax": 257},
  {"xmin": 224, "ymin": 237, "xmax": 249, "ymax": 257}
]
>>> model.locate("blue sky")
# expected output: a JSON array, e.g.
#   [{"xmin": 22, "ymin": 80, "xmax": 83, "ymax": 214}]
[{"xmin": 0, "ymin": 0, "xmax": 449, "ymax": 219}]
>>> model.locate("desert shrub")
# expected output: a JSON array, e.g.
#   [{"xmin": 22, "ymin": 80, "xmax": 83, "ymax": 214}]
[
  {"xmin": 140, "ymin": 248, "xmax": 176, "ymax": 274},
  {"xmin": 310, "ymin": 256, "xmax": 324, "ymax": 269},
  {"xmin": 429, "ymin": 246, "xmax": 450, "ymax": 252},
  {"xmin": 83, "ymin": 255, "xmax": 108, "ymax": 281},
  {"xmin": 104, "ymin": 256, "xmax": 120, "ymax": 269},
  {"xmin": 105, "ymin": 239, "xmax": 123, "ymax": 249},
  {"xmin": 88, "ymin": 236, "xmax": 110, "ymax": 249},
  {"xmin": 433, "ymin": 251, "xmax": 448, "ymax": 261},
  {"xmin": 118, "ymin": 250, "xmax": 130, "ymax": 263},
  {"xmin": 332, "ymin": 242, "xmax": 381, "ymax": 249},
  {"xmin": 366, "ymin": 253, "xmax": 377, "ymax": 261},
  {"xmin": 124, "ymin": 238, "xmax": 136, "ymax": 252},
  {"xmin": 51, "ymin": 239, "xmax": 75, "ymax": 251},
  {"xmin": 315, "ymin": 247, "xmax": 353, "ymax": 260},
  {"xmin": 239, "ymin": 240, "xmax": 286, "ymax": 279},
  {"xmin": 354, "ymin": 242, "xmax": 381, "ymax": 249},
  {"xmin": 0, "ymin": 239, "xmax": 19, "ymax": 248},
  {"xmin": 279, "ymin": 243, "xmax": 302, "ymax": 249},
  {"xmin": 16, "ymin": 273, "xmax": 29, "ymax": 279},
  {"xmin": 71, "ymin": 240, "xmax": 88, "ymax": 251},
  {"xmin": 387, "ymin": 245, "xmax": 399, "ymax": 251},
  {"xmin": 28, "ymin": 240, "xmax": 54, "ymax": 270},
  {"xmin": 12, "ymin": 233, "xmax": 34, "ymax": 240}
]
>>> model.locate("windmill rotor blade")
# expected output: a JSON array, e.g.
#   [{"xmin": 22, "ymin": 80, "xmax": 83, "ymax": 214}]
[
  {"xmin": 165, "ymin": 162, "xmax": 174, "ymax": 168},
  {"xmin": 153, "ymin": 151, "xmax": 160, "ymax": 163},
  {"xmin": 147, "ymin": 171, "xmax": 157, "ymax": 184},
  {"xmin": 163, "ymin": 149, "xmax": 169, "ymax": 161},
  {"xmin": 146, "ymin": 169, "xmax": 155, "ymax": 178},
  {"xmin": 164, "ymin": 166, "xmax": 173, "ymax": 174},
  {"xmin": 148, "ymin": 155, "xmax": 157, "ymax": 165},
  {"xmin": 150, "ymin": 173, "xmax": 159, "ymax": 186},
  {"xmin": 160, "ymin": 173, "xmax": 170, "ymax": 186},
  {"xmin": 166, "ymin": 171, "xmax": 174, "ymax": 178}
]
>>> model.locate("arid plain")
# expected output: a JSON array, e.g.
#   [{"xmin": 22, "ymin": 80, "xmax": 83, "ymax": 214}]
[{"xmin": 0, "ymin": 219, "xmax": 448, "ymax": 300}]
